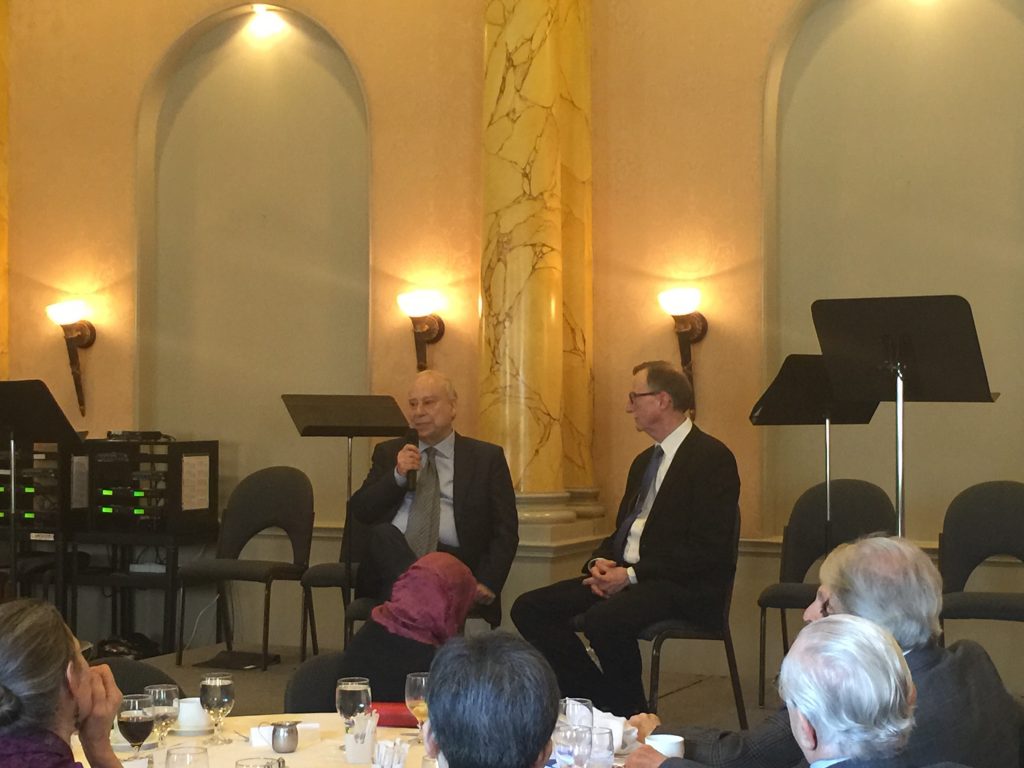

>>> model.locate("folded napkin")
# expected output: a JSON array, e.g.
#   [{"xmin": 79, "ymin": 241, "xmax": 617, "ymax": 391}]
[
  {"xmin": 374, "ymin": 702, "xmax": 419, "ymax": 728},
  {"xmin": 592, "ymin": 708, "xmax": 627, "ymax": 752}
]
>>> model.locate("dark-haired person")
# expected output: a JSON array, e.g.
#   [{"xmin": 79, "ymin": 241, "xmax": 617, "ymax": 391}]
[
  {"xmin": 285, "ymin": 551, "xmax": 477, "ymax": 709},
  {"xmin": 512, "ymin": 361, "xmax": 740, "ymax": 716},
  {"xmin": 0, "ymin": 598, "xmax": 123, "ymax": 768},
  {"xmin": 425, "ymin": 632, "xmax": 559, "ymax": 768},
  {"xmin": 349, "ymin": 369, "xmax": 519, "ymax": 626}
]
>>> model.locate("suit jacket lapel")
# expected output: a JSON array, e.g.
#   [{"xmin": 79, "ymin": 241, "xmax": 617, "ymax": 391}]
[
  {"xmin": 647, "ymin": 425, "xmax": 700, "ymax": 521},
  {"xmin": 452, "ymin": 432, "xmax": 468, "ymax": 516}
]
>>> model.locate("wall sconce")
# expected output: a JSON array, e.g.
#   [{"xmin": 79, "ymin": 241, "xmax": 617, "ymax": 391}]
[
  {"xmin": 658, "ymin": 287, "xmax": 707, "ymax": 383},
  {"xmin": 397, "ymin": 290, "xmax": 445, "ymax": 371},
  {"xmin": 45, "ymin": 300, "xmax": 96, "ymax": 416}
]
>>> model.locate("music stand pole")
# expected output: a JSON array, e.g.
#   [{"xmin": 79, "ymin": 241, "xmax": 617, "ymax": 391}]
[
  {"xmin": 824, "ymin": 416, "xmax": 832, "ymax": 551},
  {"xmin": 7, "ymin": 436, "xmax": 16, "ymax": 596},
  {"xmin": 895, "ymin": 364, "xmax": 906, "ymax": 535}
]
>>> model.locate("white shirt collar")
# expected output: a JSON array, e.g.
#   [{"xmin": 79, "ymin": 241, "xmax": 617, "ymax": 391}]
[
  {"xmin": 657, "ymin": 417, "xmax": 692, "ymax": 466},
  {"xmin": 420, "ymin": 430, "xmax": 455, "ymax": 459}
]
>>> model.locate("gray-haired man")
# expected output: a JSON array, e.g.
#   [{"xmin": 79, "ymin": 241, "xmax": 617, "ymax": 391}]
[{"xmin": 627, "ymin": 536, "xmax": 1022, "ymax": 768}]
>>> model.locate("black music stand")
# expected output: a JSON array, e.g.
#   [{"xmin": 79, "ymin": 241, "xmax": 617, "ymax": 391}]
[
  {"xmin": 0, "ymin": 380, "xmax": 81, "ymax": 598},
  {"xmin": 750, "ymin": 354, "xmax": 878, "ymax": 549},
  {"xmin": 812, "ymin": 295, "xmax": 996, "ymax": 535},
  {"xmin": 281, "ymin": 394, "xmax": 408, "ymax": 601}
]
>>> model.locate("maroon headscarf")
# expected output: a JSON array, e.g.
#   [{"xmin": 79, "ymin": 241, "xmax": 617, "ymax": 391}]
[{"xmin": 371, "ymin": 552, "xmax": 478, "ymax": 646}]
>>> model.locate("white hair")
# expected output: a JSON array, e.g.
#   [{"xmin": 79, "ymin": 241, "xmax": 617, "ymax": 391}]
[
  {"xmin": 779, "ymin": 614, "xmax": 915, "ymax": 759},
  {"xmin": 820, "ymin": 536, "xmax": 941, "ymax": 650}
]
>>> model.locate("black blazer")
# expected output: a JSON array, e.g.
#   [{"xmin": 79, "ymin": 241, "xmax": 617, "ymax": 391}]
[
  {"xmin": 589, "ymin": 424, "xmax": 740, "ymax": 605},
  {"xmin": 349, "ymin": 432, "xmax": 520, "ymax": 596}
]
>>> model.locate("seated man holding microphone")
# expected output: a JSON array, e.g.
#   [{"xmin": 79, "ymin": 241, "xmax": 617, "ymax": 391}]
[{"xmin": 349, "ymin": 369, "xmax": 519, "ymax": 626}]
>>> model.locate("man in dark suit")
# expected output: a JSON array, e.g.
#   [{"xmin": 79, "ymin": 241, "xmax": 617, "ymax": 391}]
[
  {"xmin": 627, "ymin": 536, "xmax": 1023, "ymax": 768},
  {"xmin": 349, "ymin": 370, "xmax": 519, "ymax": 625},
  {"xmin": 511, "ymin": 361, "xmax": 740, "ymax": 716}
]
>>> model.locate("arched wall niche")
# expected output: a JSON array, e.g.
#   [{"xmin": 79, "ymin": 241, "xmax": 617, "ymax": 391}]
[
  {"xmin": 135, "ymin": 5, "xmax": 371, "ymax": 523},
  {"xmin": 761, "ymin": 0, "xmax": 1024, "ymax": 538}
]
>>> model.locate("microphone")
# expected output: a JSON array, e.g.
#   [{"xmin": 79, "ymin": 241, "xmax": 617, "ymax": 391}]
[{"xmin": 404, "ymin": 429, "xmax": 419, "ymax": 491}]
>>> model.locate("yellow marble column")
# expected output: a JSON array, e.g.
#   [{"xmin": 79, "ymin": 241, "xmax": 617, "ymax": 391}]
[
  {"xmin": 0, "ymin": 0, "xmax": 8, "ymax": 380},
  {"xmin": 481, "ymin": 0, "xmax": 594, "ymax": 493}
]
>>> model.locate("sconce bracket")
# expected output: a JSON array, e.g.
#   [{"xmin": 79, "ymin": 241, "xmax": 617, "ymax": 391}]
[
  {"xmin": 409, "ymin": 314, "xmax": 445, "ymax": 371},
  {"xmin": 672, "ymin": 312, "xmax": 707, "ymax": 343},
  {"xmin": 63, "ymin": 320, "xmax": 96, "ymax": 349}
]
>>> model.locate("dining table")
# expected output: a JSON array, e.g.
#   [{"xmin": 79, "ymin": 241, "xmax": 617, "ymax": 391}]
[{"xmin": 72, "ymin": 712, "xmax": 427, "ymax": 768}]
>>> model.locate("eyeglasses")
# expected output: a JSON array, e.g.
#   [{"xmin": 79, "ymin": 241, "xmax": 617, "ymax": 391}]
[{"xmin": 628, "ymin": 391, "xmax": 660, "ymax": 404}]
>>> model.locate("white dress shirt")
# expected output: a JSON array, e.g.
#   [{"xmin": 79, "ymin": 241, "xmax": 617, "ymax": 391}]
[
  {"xmin": 391, "ymin": 431, "xmax": 459, "ymax": 547},
  {"xmin": 624, "ymin": 418, "xmax": 692, "ymax": 583}
]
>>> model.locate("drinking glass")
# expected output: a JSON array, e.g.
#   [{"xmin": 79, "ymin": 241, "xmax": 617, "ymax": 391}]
[
  {"xmin": 166, "ymin": 746, "xmax": 209, "ymax": 768},
  {"xmin": 552, "ymin": 724, "xmax": 591, "ymax": 768},
  {"xmin": 199, "ymin": 672, "xmax": 235, "ymax": 745},
  {"xmin": 559, "ymin": 697, "xmax": 594, "ymax": 727},
  {"xmin": 589, "ymin": 726, "xmax": 615, "ymax": 768},
  {"xmin": 404, "ymin": 672, "xmax": 429, "ymax": 742},
  {"xmin": 145, "ymin": 683, "xmax": 180, "ymax": 747},
  {"xmin": 336, "ymin": 676, "xmax": 372, "ymax": 731},
  {"xmin": 117, "ymin": 693, "xmax": 155, "ymax": 760}
]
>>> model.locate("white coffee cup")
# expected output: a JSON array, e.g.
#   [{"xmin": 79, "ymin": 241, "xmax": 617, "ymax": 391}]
[
  {"xmin": 646, "ymin": 734, "xmax": 685, "ymax": 758},
  {"xmin": 176, "ymin": 698, "xmax": 212, "ymax": 731}
]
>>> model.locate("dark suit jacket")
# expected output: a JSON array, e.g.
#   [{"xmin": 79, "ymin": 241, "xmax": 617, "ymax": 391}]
[
  {"xmin": 589, "ymin": 424, "xmax": 740, "ymax": 607},
  {"xmin": 660, "ymin": 639, "xmax": 1022, "ymax": 768},
  {"xmin": 349, "ymin": 433, "xmax": 519, "ymax": 597}
]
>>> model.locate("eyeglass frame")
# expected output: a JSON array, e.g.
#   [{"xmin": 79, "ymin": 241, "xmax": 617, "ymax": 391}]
[{"xmin": 628, "ymin": 390, "xmax": 661, "ymax": 404}]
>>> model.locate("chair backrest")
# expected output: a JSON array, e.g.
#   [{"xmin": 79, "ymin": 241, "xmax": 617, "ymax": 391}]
[
  {"xmin": 779, "ymin": 479, "xmax": 897, "ymax": 583},
  {"xmin": 711, "ymin": 504, "xmax": 743, "ymax": 631},
  {"xmin": 91, "ymin": 656, "xmax": 187, "ymax": 696},
  {"xmin": 217, "ymin": 466, "xmax": 315, "ymax": 566},
  {"xmin": 940, "ymin": 480, "xmax": 1024, "ymax": 593}
]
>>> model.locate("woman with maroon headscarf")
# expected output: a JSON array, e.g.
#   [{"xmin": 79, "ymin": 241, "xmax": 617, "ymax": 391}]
[{"xmin": 285, "ymin": 552, "xmax": 477, "ymax": 710}]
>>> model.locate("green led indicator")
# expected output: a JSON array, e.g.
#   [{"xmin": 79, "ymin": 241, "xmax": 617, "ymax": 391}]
[
  {"xmin": 102, "ymin": 489, "xmax": 114, "ymax": 496},
  {"xmin": 133, "ymin": 490, "xmax": 145, "ymax": 497},
  {"xmin": 24, "ymin": 512, "xmax": 35, "ymax": 520},
  {"xmin": 25, "ymin": 486, "xmax": 35, "ymax": 493},
  {"xmin": 133, "ymin": 508, "xmax": 145, "ymax": 515},
  {"xmin": 101, "ymin": 506, "xmax": 113, "ymax": 514},
  {"xmin": 0, "ymin": 485, "xmax": 5, "ymax": 493}
]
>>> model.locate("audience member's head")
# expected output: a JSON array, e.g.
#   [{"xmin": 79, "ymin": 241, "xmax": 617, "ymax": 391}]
[
  {"xmin": 408, "ymin": 369, "xmax": 459, "ymax": 445},
  {"xmin": 779, "ymin": 614, "xmax": 915, "ymax": 763},
  {"xmin": 371, "ymin": 552, "xmax": 477, "ymax": 646},
  {"xmin": 426, "ymin": 632, "xmax": 559, "ymax": 768},
  {"xmin": 0, "ymin": 598, "xmax": 81, "ymax": 734},
  {"xmin": 804, "ymin": 535, "xmax": 942, "ymax": 650},
  {"xmin": 632, "ymin": 361, "xmax": 694, "ymax": 413}
]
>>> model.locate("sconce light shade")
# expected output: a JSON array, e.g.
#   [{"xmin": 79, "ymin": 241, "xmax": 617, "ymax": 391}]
[
  {"xmin": 46, "ymin": 300, "xmax": 96, "ymax": 416},
  {"xmin": 658, "ymin": 287, "xmax": 702, "ymax": 316},
  {"xmin": 397, "ymin": 290, "xmax": 446, "ymax": 371}
]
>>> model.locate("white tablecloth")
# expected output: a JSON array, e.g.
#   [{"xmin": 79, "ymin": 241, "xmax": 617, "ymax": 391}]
[{"xmin": 73, "ymin": 713, "xmax": 425, "ymax": 768}]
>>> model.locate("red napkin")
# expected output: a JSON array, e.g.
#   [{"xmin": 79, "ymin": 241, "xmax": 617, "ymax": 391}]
[{"xmin": 373, "ymin": 702, "xmax": 418, "ymax": 728}]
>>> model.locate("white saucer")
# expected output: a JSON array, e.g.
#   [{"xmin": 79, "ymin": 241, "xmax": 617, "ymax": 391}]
[{"xmin": 169, "ymin": 726, "xmax": 215, "ymax": 736}]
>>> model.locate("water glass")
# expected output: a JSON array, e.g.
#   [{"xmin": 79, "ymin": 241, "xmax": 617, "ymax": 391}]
[
  {"xmin": 336, "ymin": 676, "xmax": 372, "ymax": 731},
  {"xmin": 589, "ymin": 726, "xmax": 615, "ymax": 768},
  {"xmin": 199, "ymin": 672, "xmax": 235, "ymax": 745},
  {"xmin": 553, "ymin": 724, "xmax": 591, "ymax": 767},
  {"xmin": 559, "ymin": 697, "xmax": 594, "ymax": 727},
  {"xmin": 145, "ymin": 684, "xmax": 180, "ymax": 747},
  {"xmin": 166, "ymin": 746, "xmax": 208, "ymax": 768}
]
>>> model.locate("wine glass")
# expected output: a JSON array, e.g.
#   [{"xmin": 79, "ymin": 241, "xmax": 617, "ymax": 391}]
[
  {"xmin": 117, "ymin": 693, "xmax": 155, "ymax": 760},
  {"xmin": 589, "ymin": 726, "xmax": 615, "ymax": 768},
  {"xmin": 166, "ymin": 746, "xmax": 209, "ymax": 768},
  {"xmin": 336, "ymin": 676, "xmax": 372, "ymax": 731},
  {"xmin": 199, "ymin": 672, "xmax": 235, "ymax": 745},
  {"xmin": 404, "ymin": 672, "xmax": 429, "ymax": 741},
  {"xmin": 145, "ymin": 683, "xmax": 180, "ymax": 747},
  {"xmin": 552, "ymin": 724, "xmax": 591, "ymax": 768},
  {"xmin": 559, "ymin": 697, "xmax": 593, "ymax": 727}
]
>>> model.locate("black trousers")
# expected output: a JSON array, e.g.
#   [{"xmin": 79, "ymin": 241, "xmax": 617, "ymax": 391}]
[{"xmin": 511, "ymin": 576, "xmax": 701, "ymax": 717}]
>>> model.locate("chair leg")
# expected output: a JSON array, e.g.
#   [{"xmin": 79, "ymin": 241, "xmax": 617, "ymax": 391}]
[
  {"xmin": 723, "ymin": 627, "xmax": 748, "ymax": 730},
  {"xmin": 780, "ymin": 609, "xmax": 790, "ymax": 653},
  {"xmin": 648, "ymin": 634, "xmax": 665, "ymax": 714},
  {"xmin": 308, "ymin": 590, "xmax": 320, "ymax": 657},
  {"xmin": 262, "ymin": 582, "xmax": 273, "ymax": 672},
  {"xmin": 217, "ymin": 583, "xmax": 234, "ymax": 651},
  {"xmin": 176, "ymin": 586, "xmax": 187, "ymax": 666},
  {"xmin": 300, "ymin": 587, "xmax": 309, "ymax": 662},
  {"xmin": 758, "ymin": 607, "xmax": 767, "ymax": 707}
]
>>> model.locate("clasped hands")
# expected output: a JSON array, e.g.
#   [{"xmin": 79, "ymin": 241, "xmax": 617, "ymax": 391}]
[{"xmin": 583, "ymin": 557, "xmax": 630, "ymax": 598}]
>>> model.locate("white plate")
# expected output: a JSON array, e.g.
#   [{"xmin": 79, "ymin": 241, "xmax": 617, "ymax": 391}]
[{"xmin": 169, "ymin": 726, "xmax": 215, "ymax": 737}]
